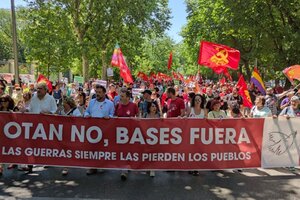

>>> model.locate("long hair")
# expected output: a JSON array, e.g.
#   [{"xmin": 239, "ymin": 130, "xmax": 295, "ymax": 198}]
[{"xmin": 190, "ymin": 94, "xmax": 205, "ymax": 109}]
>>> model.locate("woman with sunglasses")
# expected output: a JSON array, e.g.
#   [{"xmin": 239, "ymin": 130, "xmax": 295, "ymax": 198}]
[
  {"xmin": 186, "ymin": 94, "xmax": 206, "ymax": 176},
  {"xmin": 144, "ymin": 101, "xmax": 161, "ymax": 177},
  {"xmin": 187, "ymin": 94, "xmax": 206, "ymax": 119},
  {"xmin": 0, "ymin": 94, "xmax": 15, "ymax": 175},
  {"xmin": 0, "ymin": 94, "xmax": 15, "ymax": 112}
]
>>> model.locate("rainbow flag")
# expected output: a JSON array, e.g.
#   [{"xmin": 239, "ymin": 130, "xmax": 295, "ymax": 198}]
[
  {"xmin": 111, "ymin": 44, "xmax": 121, "ymax": 67},
  {"xmin": 250, "ymin": 67, "xmax": 266, "ymax": 95}
]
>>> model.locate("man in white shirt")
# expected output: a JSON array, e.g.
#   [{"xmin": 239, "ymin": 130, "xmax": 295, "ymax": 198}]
[
  {"xmin": 29, "ymin": 82, "xmax": 57, "ymax": 114},
  {"xmin": 24, "ymin": 82, "xmax": 57, "ymax": 173}
]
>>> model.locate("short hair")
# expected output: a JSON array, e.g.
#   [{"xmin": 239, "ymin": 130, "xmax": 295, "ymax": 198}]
[
  {"xmin": 256, "ymin": 96, "xmax": 266, "ymax": 106},
  {"xmin": 95, "ymin": 85, "xmax": 106, "ymax": 93},
  {"xmin": 37, "ymin": 82, "xmax": 48, "ymax": 91},
  {"xmin": 121, "ymin": 90, "xmax": 131, "ymax": 98},
  {"xmin": 167, "ymin": 87, "xmax": 175, "ymax": 95},
  {"xmin": 63, "ymin": 96, "xmax": 77, "ymax": 108}
]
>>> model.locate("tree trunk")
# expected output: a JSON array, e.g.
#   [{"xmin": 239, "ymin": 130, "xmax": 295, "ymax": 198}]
[
  {"xmin": 101, "ymin": 50, "xmax": 107, "ymax": 81},
  {"xmin": 82, "ymin": 51, "xmax": 89, "ymax": 82},
  {"xmin": 243, "ymin": 60, "xmax": 251, "ymax": 81}
]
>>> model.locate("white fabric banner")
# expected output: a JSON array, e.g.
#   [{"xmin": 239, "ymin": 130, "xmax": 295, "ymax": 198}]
[{"xmin": 262, "ymin": 118, "xmax": 300, "ymax": 168}]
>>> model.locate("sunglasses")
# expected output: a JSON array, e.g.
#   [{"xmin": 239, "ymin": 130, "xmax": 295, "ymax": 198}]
[{"xmin": 0, "ymin": 99, "xmax": 8, "ymax": 102}]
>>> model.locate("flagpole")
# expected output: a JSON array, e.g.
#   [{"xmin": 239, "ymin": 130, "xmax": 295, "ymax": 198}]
[{"xmin": 11, "ymin": 0, "xmax": 19, "ymax": 84}]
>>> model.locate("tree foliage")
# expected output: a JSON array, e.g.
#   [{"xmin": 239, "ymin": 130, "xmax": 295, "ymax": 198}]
[
  {"xmin": 181, "ymin": 0, "xmax": 300, "ymax": 81},
  {"xmin": 19, "ymin": 1, "xmax": 77, "ymax": 78}
]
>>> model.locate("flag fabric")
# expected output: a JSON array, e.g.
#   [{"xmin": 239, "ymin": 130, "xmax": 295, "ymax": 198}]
[
  {"xmin": 177, "ymin": 72, "xmax": 184, "ymax": 82},
  {"xmin": 167, "ymin": 51, "xmax": 173, "ymax": 70},
  {"xmin": 119, "ymin": 53, "xmax": 133, "ymax": 83},
  {"xmin": 283, "ymin": 65, "xmax": 300, "ymax": 83},
  {"xmin": 223, "ymin": 68, "xmax": 232, "ymax": 81},
  {"xmin": 157, "ymin": 72, "xmax": 171, "ymax": 81},
  {"xmin": 219, "ymin": 77, "xmax": 226, "ymax": 85},
  {"xmin": 236, "ymin": 75, "xmax": 253, "ymax": 108},
  {"xmin": 172, "ymin": 71, "xmax": 179, "ymax": 80},
  {"xmin": 111, "ymin": 44, "xmax": 120, "ymax": 67},
  {"xmin": 198, "ymin": 41, "xmax": 240, "ymax": 74},
  {"xmin": 137, "ymin": 72, "xmax": 148, "ymax": 81},
  {"xmin": 111, "ymin": 44, "xmax": 133, "ymax": 83},
  {"xmin": 37, "ymin": 74, "xmax": 52, "ymax": 92},
  {"xmin": 250, "ymin": 67, "xmax": 266, "ymax": 95}
]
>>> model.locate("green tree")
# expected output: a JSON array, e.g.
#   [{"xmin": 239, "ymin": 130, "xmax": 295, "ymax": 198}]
[
  {"xmin": 59, "ymin": 0, "xmax": 171, "ymax": 81},
  {"xmin": 19, "ymin": 1, "xmax": 77, "ymax": 78},
  {"xmin": 181, "ymin": 0, "xmax": 300, "ymax": 81},
  {"xmin": 0, "ymin": 8, "xmax": 26, "ymax": 64}
]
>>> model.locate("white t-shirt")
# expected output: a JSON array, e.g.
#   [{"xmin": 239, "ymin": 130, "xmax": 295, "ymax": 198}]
[
  {"xmin": 29, "ymin": 93, "xmax": 57, "ymax": 114},
  {"xmin": 189, "ymin": 108, "xmax": 205, "ymax": 118},
  {"xmin": 250, "ymin": 106, "xmax": 272, "ymax": 118}
]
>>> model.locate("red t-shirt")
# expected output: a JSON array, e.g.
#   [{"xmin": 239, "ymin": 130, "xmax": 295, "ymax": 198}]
[
  {"xmin": 167, "ymin": 97, "xmax": 185, "ymax": 118},
  {"xmin": 108, "ymin": 91, "xmax": 118, "ymax": 101},
  {"xmin": 115, "ymin": 102, "xmax": 138, "ymax": 117}
]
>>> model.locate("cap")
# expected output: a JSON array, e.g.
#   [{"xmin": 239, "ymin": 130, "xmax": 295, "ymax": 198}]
[
  {"xmin": 141, "ymin": 89, "xmax": 152, "ymax": 95},
  {"xmin": 291, "ymin": 96, "xmax": 299, "ymax": 102}
]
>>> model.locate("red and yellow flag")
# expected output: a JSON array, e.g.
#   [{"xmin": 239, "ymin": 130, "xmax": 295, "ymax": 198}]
[
  {"xmin": 111, "ymin": 44, "xmax": 121, "ymax": 67},
  {"xmin": 111, "ymin": 45, "xmax": 133, "ymax": 83},
  {"xmin": 37, "ymin": 74, "xmax": 52, "ymax": 92},
  {"xmin": 198, "ymin": 41, "xmax": 240, "ymax": 74},
  {"xmin": 283, "ymin": 65, "xmax": 300, "ymax": 83},
  {"xmin": 236, "ymin": 75, "xmax": 252, "ymax": 108}
]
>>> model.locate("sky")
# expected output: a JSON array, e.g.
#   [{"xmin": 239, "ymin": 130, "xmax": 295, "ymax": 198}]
[{"xmin": 0, "ymin": 0, "xmax": 187, "ymax": 43}]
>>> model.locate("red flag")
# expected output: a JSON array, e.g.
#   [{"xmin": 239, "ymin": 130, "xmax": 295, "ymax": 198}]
[
  {"xmin": 198, "ymin": 41, "xmax": 240, "ymax": 74},
  {"xmin": 223, "ymin": 68, "xmax": 232, "ymax": 81},
  {"xmin": 111, "ymin": 45, "xmax": 133, "ymax": 83},
  {"xmin": 137, "ymin": 72, "xmax": 148, "ymax": 81},
  {"xmin": 236, "ymin": 75, "xmax": 253, "ymax": 108},
  {"xmin": 177, "ymin": 72, "xmax": 184, "ymax": 82},
  {"xmin": 37, "ymin": 74, "xmax": 52, "ymax": 92},
  {"xmin": 172, "ymin": 71, "xmax": 179, "ymax": 80},
  {"xmin": 119, "ymin": 53, "xmax": 133, "ymax": 83},
  {"xmin": 219, "ymin": 77, "xmax": 226, "ymax": 85},
  {"xmin": 167, "ymin": 51, "xmax": 173, "ymax": 70},
  {"xmin": 283, "ymin": 65, "xmax": 300, "ymax": 83}
]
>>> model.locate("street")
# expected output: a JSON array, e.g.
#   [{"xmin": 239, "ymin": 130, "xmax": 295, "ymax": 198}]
[{"xmin": 0, "ymin": 166, "xmax": 299, "ymax": 200}]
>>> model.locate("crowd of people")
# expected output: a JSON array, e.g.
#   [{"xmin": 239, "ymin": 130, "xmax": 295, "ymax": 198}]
[{"xmin": 0, "ymin": 77, "xmax": 299, "ymax": 179}]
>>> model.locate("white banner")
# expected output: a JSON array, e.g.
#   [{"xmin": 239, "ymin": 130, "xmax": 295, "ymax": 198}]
[{"xmin": 262, "ymin": 118, "xmax": 300, "ymax": 168}]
